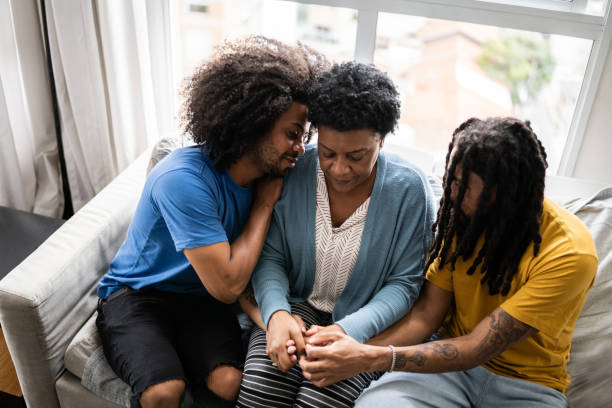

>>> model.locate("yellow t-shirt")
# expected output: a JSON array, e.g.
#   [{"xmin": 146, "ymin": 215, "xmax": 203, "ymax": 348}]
[{"xmin": 426, "ymin": 198, "xmax": 597, "ymax": 393}]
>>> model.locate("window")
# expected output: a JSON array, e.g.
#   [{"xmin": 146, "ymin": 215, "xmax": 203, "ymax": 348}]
[
  {"xmin": 172, "ymin": 0, "xmax": 357, "ymax": 100},
  {"xmin": 171, "ymin": 0, "xmax": 612, "ymax": 176},
  {"xmin": 375, "ymin": 14, "xmax": 592, "ymax": 173}
]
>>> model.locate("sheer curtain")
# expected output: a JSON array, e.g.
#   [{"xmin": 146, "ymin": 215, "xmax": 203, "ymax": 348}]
[
  {"xmin": 0, "ymin": 0, "xmax": 63, "ymax": 217},
  {"xmin": 0, "ymin": 0, "xmax": 175, "ymax": 215},
  {"xmin": 45, "ymin": 0, "xmax": 175, "ymax": 211}
]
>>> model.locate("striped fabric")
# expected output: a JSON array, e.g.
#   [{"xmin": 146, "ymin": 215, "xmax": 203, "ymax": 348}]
[
  {"xmin": 237, "ymin": 302, "xmax": 382, "ymax": 407},
  {"xmin": 308, "ymin": 166, "xmax": 370, "ymax": 313}
]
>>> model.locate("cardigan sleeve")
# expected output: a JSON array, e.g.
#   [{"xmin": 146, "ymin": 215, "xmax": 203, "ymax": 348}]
[
  {"xmin": 251, "ymin": 209, "xmax": 292, "ymax": 329},
  {"xmin": 335, "ymin": 172, "xmax": 436, "ymax": 343}
]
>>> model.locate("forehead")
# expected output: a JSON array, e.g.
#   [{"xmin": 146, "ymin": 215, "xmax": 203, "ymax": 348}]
[
  {"xmin": 276, "ymin": 102, "xmax": 307, "ymax": 125},
  {"xmin": 318, "ymin": 126, "xmax": 380, "ymax": 150},
  {"xmin": 453, "ymin": 161, "xmax": 485, "ymax": 190}
]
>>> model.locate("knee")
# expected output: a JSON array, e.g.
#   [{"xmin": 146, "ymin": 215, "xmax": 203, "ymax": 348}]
[
  {"xmin": 206, "ymin": 365, "xmax": 242, "ymax": 401},
  {"xmin": 140, "ymin": 379, "xmax": 186, "ymax": 408}
]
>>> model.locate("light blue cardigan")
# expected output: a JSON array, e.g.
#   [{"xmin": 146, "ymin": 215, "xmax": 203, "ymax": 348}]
[{"xmin": 252, "ymin": 145, "xmax": 435, "ymax": 343}]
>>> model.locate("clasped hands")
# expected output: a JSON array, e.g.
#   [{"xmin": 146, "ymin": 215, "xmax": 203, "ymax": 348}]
[{"xmin": 266, "ymin": 310, "xmax": 365, "ymax": 387}]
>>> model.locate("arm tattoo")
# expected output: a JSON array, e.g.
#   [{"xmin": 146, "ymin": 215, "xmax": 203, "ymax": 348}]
[
  {"xmin": 395, "ymin": 342, "xmax": 458, "ymax": 369},
  {"xmin": 475, "ymin": 308, "xmax": 535, "ymax": 363},
  {"xmin": 428, "ymin": 342, "xmax": 459, "ymax": 360},
  {"xmin": 393, "ymin": 309, "xmax": 533, "ymax": 371},
  {"xmin": 395, "ymin": 350, "xmax": 426, "ymax": 368},
  {"xmin": 243, "ymin": 283, "xmax": 257, "ymax": 306}
]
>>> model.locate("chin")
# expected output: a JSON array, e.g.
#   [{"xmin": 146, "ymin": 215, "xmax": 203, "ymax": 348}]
[
  {"xmin": 273, "ymin": 163, "xmax": 292, "ymax": 176},
  {"xmin": 330, "ymin": 182, "xmax": 355, "ymax": 194}
]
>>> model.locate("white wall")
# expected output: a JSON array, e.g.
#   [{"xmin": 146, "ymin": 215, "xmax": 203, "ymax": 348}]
[{"xmin": 573, "ymin": 40, "xmax": 612, "ymax": 184}]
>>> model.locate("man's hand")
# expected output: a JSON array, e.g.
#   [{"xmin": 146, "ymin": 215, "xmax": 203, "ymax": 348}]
[
  {"xmin": 303, "ymin": 324, "xmax": 345, "ymax": 342},
  {"xmin": 285, "ymin": 322, "xmax": 345, "ymax": 363},
  {"xmin": 266, "ymin": 310, "xmax": 306, "ymax": 372},
  {"xmin": 253, "ymin": 176, "xmax": 283, "ymax": 211},
  {"xmin": 300, "ymin": 331, "xmax": 379, "ymax": 388}
]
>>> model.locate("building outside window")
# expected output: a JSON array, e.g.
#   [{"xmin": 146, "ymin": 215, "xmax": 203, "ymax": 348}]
[{"xmin": 171, "ymin": 0, "xmax": 612, "ymax": 176}]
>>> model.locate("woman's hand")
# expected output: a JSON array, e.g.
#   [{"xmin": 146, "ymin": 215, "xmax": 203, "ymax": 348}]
[{"xmin": 266, "ymin": 310, "xmax": 306, "ymax": 372}]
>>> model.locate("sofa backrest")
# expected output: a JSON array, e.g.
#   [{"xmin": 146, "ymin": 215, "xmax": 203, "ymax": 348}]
[{"xmin": 565, "ymin": 188, "xmax": 612, "ymax": 407}]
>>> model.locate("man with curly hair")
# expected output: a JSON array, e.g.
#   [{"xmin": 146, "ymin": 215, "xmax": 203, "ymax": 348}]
[
  {"xmin": 236, "ymin": 62, "xmax": 435, "ymax": 407},
  {"xmin": 95, "ymin": 36, "xmax": 326, "ymax": 408},
  {"xmin": 298, "ymin": 117, "xmax": 597, "ymax": 407}
]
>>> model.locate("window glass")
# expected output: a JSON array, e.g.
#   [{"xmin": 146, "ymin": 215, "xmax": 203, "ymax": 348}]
[
  {"xmin": 481, "ymin": 0, "xmax": 606, "ymax": 16},
  {"xmin": 172, "ymin": 0, "xmax": 357, "ymax": 97},
  {"xmin": 374, "ymin": 13, "xmax": 592, "ymax": 173}
]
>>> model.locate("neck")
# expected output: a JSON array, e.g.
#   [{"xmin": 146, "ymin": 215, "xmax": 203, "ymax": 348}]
[{"xmin": 228, "ymin": 153, "xmax": 264, "ymax": 187}]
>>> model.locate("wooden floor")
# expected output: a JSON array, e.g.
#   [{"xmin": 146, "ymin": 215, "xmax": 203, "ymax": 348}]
[{"xmin": 0, "ymin": 326, "xmax": 22, "ymax": 397}]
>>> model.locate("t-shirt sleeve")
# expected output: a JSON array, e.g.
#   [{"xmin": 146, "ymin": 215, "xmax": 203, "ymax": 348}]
[
  {"xmin": 501, "ymin": 252, "xmax": 597, "ymax": 339},
  {"xmin": 150, "ymin": 169, "xmax": 228, "ymax": 251},
  {"xmin": 426, "ymin": 256, "xmax": 453, "ymax": 292}
]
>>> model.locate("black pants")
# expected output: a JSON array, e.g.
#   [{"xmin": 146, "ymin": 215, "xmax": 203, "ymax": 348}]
[{"xmin": 96, "ymin": 287, "xmax": 244, "ymax": 407}]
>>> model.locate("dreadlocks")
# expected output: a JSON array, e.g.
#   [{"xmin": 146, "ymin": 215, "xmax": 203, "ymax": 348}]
[{"xmin": 426, "ymin": 117, "xmax": 548, "ymax": 296}]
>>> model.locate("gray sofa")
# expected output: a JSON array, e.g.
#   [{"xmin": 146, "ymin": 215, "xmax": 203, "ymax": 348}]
[{"xmin": 1, "ymin": 143, "xmax": 611, "ymax": 407}]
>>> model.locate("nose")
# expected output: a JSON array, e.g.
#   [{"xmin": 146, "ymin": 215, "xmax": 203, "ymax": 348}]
[
  {"xmin": 293, "ymin": 139, "xmax": 305, "ymax": 155},
  {"xmin": 330, "ymin": 158, "xmax": 350, "ymax": 177}
]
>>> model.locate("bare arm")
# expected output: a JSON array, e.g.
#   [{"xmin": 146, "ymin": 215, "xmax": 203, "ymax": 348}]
[
  {"xmin": 238, "ymin": 283, "xmax": 266, "ymax": 330},
  {"xmin": 368, "ymin": 282, "xmax": 453, "ymax": 347},
  {"xmin": 184, "ymin": 177, "xmax": 282, "ymax": 304},
  {"xmin": 301, "ymin": 307, "xmax": 537, "ymax": 387},
  {"xmin": 378, "ymin": 307, "xmax": 537, "ymax": 372}
]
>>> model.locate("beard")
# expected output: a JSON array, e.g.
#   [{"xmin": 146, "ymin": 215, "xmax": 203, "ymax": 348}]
[
  {"xmin": 254, "ymin": 144, "xmax": 296, "ymax": 177},
  {"xmin": 451, "ymin": 205, "xmax": 492, "ymax": 245},
  {"xmin": 452, "ymin": 208, "xmax": 470, "ymax": 239}
]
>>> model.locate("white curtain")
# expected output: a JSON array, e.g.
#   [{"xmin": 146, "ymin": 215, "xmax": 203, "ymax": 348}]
[
  {"xmin": 45, "ymin": 0, "xmax": 175, "ymax": 211},
  {"xmin": 0, "ymin": 0, "xmax": 63, "ymax": 217}
]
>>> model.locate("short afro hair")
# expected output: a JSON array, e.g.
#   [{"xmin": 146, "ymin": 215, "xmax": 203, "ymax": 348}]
[
  {"xmin": 306, "ymin": 61, "xmax": 400, "ymax": 137},
  {"xmin": 180, "ymin": 36, "xmax": 328, "ymax": 170}
]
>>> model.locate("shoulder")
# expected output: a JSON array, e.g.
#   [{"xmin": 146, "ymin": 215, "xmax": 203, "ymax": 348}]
[
  {"xmin": 378, "ymin": 150, "xmax": 433, "ymax": 203},
  {"xmin": 522, "ymin": 198, "xmax": 598, "ymax": 285},
  {"xmin": 147, "ymin": 146, "xmax": 222, "ymax": 199},
  {"xmin": 540, "ymin": 198, "xmax": 597, "ymax": 259}
]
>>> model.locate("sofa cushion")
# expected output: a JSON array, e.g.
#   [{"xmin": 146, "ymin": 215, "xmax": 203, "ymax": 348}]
[
  {"xmin": 565, "ymin": 187, "xmax": 612, "ymax": 407},
  {"xmin": 64, "ymin": 313, "xmax": 100, "ymax": 379}
]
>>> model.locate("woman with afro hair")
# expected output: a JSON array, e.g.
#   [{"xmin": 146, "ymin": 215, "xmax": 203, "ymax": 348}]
[
  {"xmin": 96, "ymin": 36, "xmax": 326, "ymax": 408},
  {"xmin": 237, "ymin": 62, "xmax": 436, "ymax": 407}
]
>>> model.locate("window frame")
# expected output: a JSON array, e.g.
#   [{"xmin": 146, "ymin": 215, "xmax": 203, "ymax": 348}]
[{"xmin": 278, "ymin": 0, "xmax": 612, "ymax": 176}]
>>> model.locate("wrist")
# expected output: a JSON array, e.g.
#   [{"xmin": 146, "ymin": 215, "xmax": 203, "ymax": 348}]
[
  {"xmin": 330, "ymin": 324, "xmax": 346, "ymax": 334},
  {"xmin": 364, "ymin": 345, "xmax": 393, "ymax": 372},
  {"xmin": 252, "ymin": 198, "xmax": 276, "ymax": 214},
  {"xmin": 269, "ymin": 309, "xmax": 291, "ymax": 325}
]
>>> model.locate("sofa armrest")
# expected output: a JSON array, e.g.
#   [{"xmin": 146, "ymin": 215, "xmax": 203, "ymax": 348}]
[{"xmin": 0, "ymin": 147, "xmax": 150, "ymax": 408}]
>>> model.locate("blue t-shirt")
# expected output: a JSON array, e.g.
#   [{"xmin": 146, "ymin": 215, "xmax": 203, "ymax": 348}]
[{"xmin": 98, "ymin": 146, "xmax": 253, "ymax": 298}]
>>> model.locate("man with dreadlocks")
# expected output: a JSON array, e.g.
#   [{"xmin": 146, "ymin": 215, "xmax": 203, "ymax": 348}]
[{"xmin": 297, "ymin": 117, "xmax": 598, "ymax": 407}]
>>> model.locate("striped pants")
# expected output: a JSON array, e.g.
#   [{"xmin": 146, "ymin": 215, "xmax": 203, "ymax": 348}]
[{"xmin": 236, "ymin": 302, "xmax": 381, "ymax": 408}]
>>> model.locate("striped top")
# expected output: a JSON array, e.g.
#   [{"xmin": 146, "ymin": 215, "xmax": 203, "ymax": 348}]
[{"xmin": 308, "ymin": 166, "xmax": 370, "ymax": 313}]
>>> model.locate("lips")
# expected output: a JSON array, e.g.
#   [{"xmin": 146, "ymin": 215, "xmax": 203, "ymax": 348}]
[
  {"xmin": 332, "ymin": 178, "xmax": 351, "ymax": 185},
  {"xmin": 284, "ymin": 155, "xmax": 298, "ymax": 168}
]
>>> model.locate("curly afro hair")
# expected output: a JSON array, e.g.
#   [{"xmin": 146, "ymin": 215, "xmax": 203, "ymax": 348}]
[
  {"xmin": 306, "ymin": 61, "xmax": 400, "ymax": 137},
  {"xmin": 180, "ymin": 36, "xmax": 328, "ymax": 170}
]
